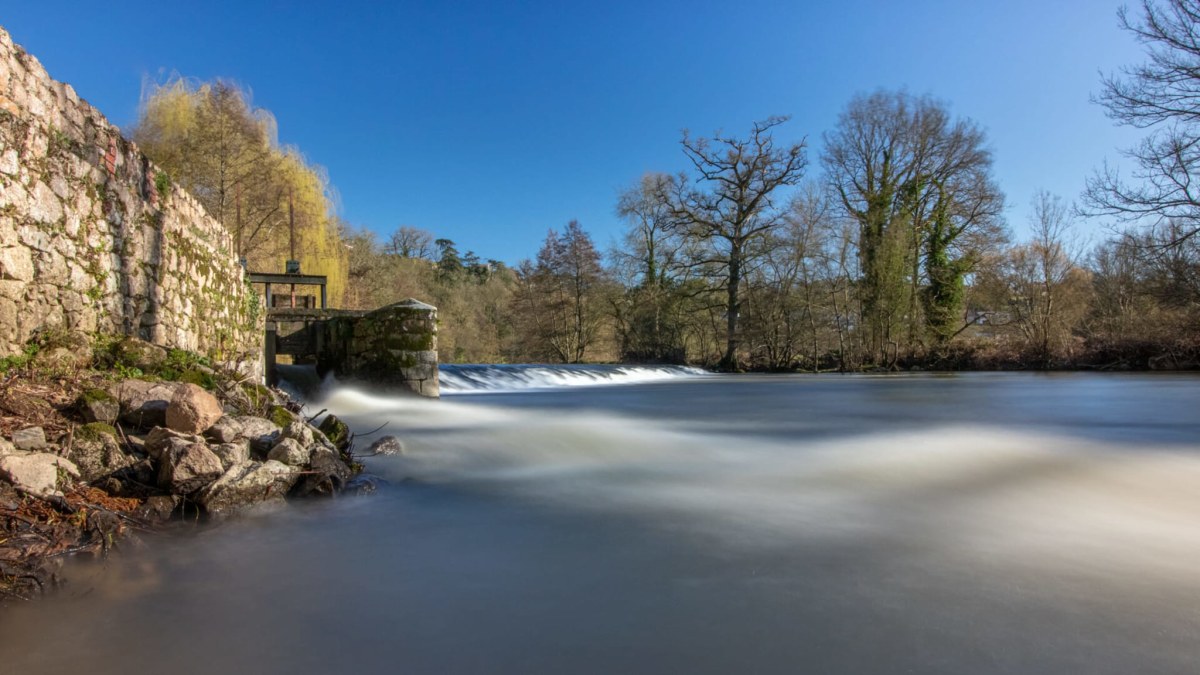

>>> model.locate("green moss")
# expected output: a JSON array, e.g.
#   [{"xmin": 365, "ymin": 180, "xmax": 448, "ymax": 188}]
[
  {"xmin": 318, "ymin": 414, "xmax": 350, "ymax": 451},
  {"xmin": 80, "ymin": 388, "xmax": 116, "ymax": 405},
  {"xmin": 178, "ymin": 367, "xmax": 216, "ymax": 390},
  {"xmin": 241, "ymin": 382, "xmax": 273, "ymax": 407},
  {"xmin": 154, "ymin": 170, "xmax": 171, "ymax": 200},
  {"xmin": 76, "ymin": 422, "xmax": 117, "ymax": 442},
  {"xmin": 268, "ymin": 405, "xmax": 297, "ymax": 427}
]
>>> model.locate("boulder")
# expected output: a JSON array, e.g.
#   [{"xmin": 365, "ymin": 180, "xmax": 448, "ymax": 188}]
[
  {"xmin": 292, "ymin": 446, "xmax": 353, "ymax": 498},
  {"xmin": 366, "ymin": 435, "xmax": 405, "ymax": 456},
  {"xmin": 68, "ymin": 423, "xmax": 133, "ymax": 482},
  {"xmin": 137, "ymin": 495, "xmax": 181, "ymax": 522},
  {"xmin": 33, "ymin": 346, "xmax": 91, "ymax": 371},
  {"xmin": 267, "ymin": 405, "xmax": 298, "ymax": 428},
  {"xmin": 165, "ymin": 383, "xmax": 223, "ymax": 434},
  {"xmin": 113, "ymin": 336, "xmax": 167, "ymax": 371},
  {"xmin": 196, "ymin": 460, "xmax": 298, "ymax": 516},
  {"xmin": 210, "ymin": 440, "xmax": 251, "ymax": 470},
  {"xmin": 344, "ymin": 474, "xmax": 385, "ymax": 496},
  {"xmin": 266, "ymin": 437, "xmax": 310, "ymax": 467},
  {"xmin": 233, "ymin": 416, "xmax": 282, "ymax": 455},
  {"xmin": 115, "ymin": 379, "xmax": 181, "ymax": 429},
  {"xmin": 0, "ymin": 437, "xmax": 14, "ymax": 457},
  {"xmin": 12, "ymin": 426, "xmax": 48, "ymax": 451},
  {"xmin": 279, "ymin": 421, "xmax": 315, "ymax": 448},
  {"xmin": 0, "ymin": 452, "xmax": 80, "ymax": 498},
  {"xmin": 205, "ymin": 416, "xmax": 244, "ymax": 444},
  {"xmin": 157, "ymin": 441, "xmax": 223, "ymax": 495},
  {"xmin": 318, "ymin": 414, "xmax": 351, "ymax": 451},
  {"xmin": 77, "ymin": 388, "xmax": 120, "ymax": 424},
  {"xmin": 144, "ymin": 426, "xmax": 205, "ymax": 461}
]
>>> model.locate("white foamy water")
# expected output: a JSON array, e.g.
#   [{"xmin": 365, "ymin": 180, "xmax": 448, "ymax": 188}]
[
  {"xmin": 2, "ymin": 372, "xmax": 1199, "ymax": 674},
  {"xmin": 437, "ymin": 363, "xmax": 708, "ymax": 393}
]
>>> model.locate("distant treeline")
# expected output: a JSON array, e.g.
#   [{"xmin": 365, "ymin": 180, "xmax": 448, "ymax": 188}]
[{"xmin": 136, "ymin": 1, "xmax": 1200, "ymax": 370}]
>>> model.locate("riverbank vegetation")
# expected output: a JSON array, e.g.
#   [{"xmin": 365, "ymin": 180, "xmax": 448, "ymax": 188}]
[{"xmin": 132, "ymin": 0, "xmax": 1199, "ymax": 371}]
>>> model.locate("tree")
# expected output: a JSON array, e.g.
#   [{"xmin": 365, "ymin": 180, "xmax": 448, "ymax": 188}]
[
  {"xmin": 513, "ymin": 222, "xmax": 608, "ymax": 363},
  {"xmin": 1087, "ymin": 0, "xmax": 1200, "ymax": 245},
  {"xmin": 435, "ymin": 238, "xmax": 462, "ymax": 281},
  {"xmin": 823, "ymin": 90, "xmax": 1004, "ymax": 360},
  {"xmin": 612, "ymin": 173, "xmax": 689, "ymax": 362},
  {"xmin": 659, "ymin": 117, "xmax": 808, "ymax": 370},
  {"xmin": 1001, "ymin": 192, "xmax": 1092, "ymax": 365},
  {"xmin": 386, "ymin": 226, "xmax": 435, "ymax": 259},
  {"xmin": 133, "ymin": 77, "xmax": 347, "ymax": 304}
]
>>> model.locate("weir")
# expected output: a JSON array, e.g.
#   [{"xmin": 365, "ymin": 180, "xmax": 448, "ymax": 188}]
[{"xmin": 264, "ymin": 299, "xmax": 439, "ymax": 398}]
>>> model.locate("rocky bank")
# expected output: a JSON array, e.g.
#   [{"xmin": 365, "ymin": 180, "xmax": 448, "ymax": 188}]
[{"xmin": 0, "ymin": 329, "xmax": 382, "ymax": 603}]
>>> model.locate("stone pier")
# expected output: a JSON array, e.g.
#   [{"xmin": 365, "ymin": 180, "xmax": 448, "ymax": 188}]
[{"xmin": 268, "ymin": 299, "xmax": 439, "ymax": 398}]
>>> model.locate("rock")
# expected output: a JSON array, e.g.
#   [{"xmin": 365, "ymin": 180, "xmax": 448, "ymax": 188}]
[
  {"xmin": 113, "ymin": 336, "xmax": 167, "ymax": 371},
  {"xmin": 278, "ymin": 421, "xmax": 315, "ymax": 448},
  {"xmin": 0, "ymin": 437, "xmax": 15, "ymax": 457},
  {"xmin": 267, "ymin": 405, "xmax": 297, "ymax": 428},
  {"xmin": 68, "ymin": 423, "xmax": 132, "ymax": 482},
  {"xmin": 210, "ymin": 440, "xmax": 250, "ymax": 470},
  {"xmin": 12, "ymin": 427, "xmax": 48, "ymax": 451},
  {"xmin": 144, "ymin": 426, "xmax": 205, "ymax": 461},
  {"xmin": 196, "ymin": 460, "xmax": 298, "ymax": 516},
  {"xmin": 344, "ymin": 474, "xmax": 385, "ymax": 496},
  {"xmin": 366, "ymin": 435, "xmax": 405, "ymax": 456},
  {"xmin": 157, "ymin": 441, "xmax": 223, "ymax": 495},
  {"xmin": 0, "ymin": 452, "xmax": 80, "ymax": 498},
  {"xmin": 77, "ymin": 388, "xmax": 120, "ymax": 424},
  {"xmin": 138, "ymin": 495, "xmax": 181, "ymax": 522},
  {"xmin": 205, "ymin": 416, "xmax": 244, "ymax": 444},
  {"xmin": 233, "ymin": 416, "xmax": 282, "ymax": 455},
  {"xmin": 165, "ymin": 383, "xmax": 223, "ymax": 434},
  {"xmin": 266, "ymin": 437, "xmax": 310, "ymax": 467},
  {"xmin": 115, "ymin": 379, "xmax": 181, "ymax": 429},
  {"xmin": 318, "ymin": 414, "xmax": 351, "ymax": 451},
  {"xmin": 292, "ymin": 446, "xmax": 353, "ymax": 498},
  {"xmin": 33, "ymin": 346, "xmax": 91, "ymax": 371}
]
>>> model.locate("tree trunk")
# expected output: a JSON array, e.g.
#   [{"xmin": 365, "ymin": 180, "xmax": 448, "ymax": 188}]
[{"xmin": 720, "ymin": 242, "xmax": 742, "ymax": 370}]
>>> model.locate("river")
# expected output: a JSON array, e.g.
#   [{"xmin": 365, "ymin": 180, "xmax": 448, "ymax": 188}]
[{"xmin": 2, "ymin": 369, "xmax": 1199, "ymax": 673}]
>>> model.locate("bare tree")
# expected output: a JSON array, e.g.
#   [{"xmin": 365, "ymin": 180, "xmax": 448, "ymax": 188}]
[
  {"xmin": 1086, "ymin": 0, "xmax": 1200, "ymax": 245},
  {"xmin": 1004, "ymin": 191, "xmax": 1092, "ymax": 365},
  {"xmin": 386, "ymin": 226, "xmax": 435, "ymax": 259},
  {"xmin": 659, "ymin": 117, "xmax": 808, "ymax": 370}
]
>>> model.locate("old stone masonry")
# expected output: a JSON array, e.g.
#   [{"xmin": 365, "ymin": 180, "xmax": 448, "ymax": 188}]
[{"xmin": 0, "ymin": 26, "xmax": 261, "ymax": 375}]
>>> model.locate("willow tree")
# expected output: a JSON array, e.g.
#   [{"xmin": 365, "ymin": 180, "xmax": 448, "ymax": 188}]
[
  {"xmin": 823, "ymin": 91, "xmax": 1004, "ymax": 360},
  {"xmin": 659, "ymin": 117, "xmax": 808, "ymax": 370},
  {"xmin": 133, "ymin": 78, "xmax": 346, "ymax": 305}
]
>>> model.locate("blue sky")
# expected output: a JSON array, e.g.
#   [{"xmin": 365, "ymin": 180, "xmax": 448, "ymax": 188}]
[{"xmin": 3, "ymin": 1, "xmax": 1146, "ymax": 264}]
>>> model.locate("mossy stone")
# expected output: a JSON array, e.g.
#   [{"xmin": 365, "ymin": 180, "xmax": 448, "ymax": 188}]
[
  {"xmin": 76, "ymin": 422, "xmax": 118, "ymax": 442},
  {"xmin": 78, "ymin": 388, "xmax": 119, "ymax": 424},
  {"xmin": 318, "ymin": 414, "xmax": 350, "ymax": 451},
  {"xmin": 268, "ymin": 405, "xmax": 297, "ymax": 428}
]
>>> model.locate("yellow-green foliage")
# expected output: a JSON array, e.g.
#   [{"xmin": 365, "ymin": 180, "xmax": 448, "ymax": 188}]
[{"xmin": 133, "ymin": 77, "xmax": 347, "ymax": 307}]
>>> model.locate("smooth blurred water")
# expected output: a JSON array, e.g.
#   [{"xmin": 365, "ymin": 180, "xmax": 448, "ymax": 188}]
[{"xmin": 2, "ymin": 371, "xmax": 1199, "ymax": 674}]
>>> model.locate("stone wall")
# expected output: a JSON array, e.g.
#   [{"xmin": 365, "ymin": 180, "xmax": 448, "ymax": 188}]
[
  {"xmin": 316, "ymin": 300, "xmax": 439, "ymax": 397},
  {"xmin": 0, "ymin": 27, "xmax": 262, "ymax": 375}
]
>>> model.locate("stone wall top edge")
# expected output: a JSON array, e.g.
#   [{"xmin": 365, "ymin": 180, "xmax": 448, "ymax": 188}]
[{"xmin": 1, "ymin": 25, "xmax": 233, "ymax": 255}]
